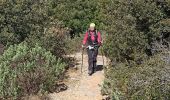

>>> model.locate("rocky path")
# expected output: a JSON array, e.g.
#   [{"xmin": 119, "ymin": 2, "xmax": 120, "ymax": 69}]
[{"xmin": 48, "ymin": 52, "xmax": 107, "ymax": 100}]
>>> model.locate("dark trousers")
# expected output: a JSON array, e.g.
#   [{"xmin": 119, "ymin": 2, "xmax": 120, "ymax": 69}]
[{"xmin": 87, "ymin": 48, "xmax": 98, "ymax": 72}]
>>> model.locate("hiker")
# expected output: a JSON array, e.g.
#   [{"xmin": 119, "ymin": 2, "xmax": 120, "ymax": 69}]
[{"xmin": 82, "ymin": 23, "xmax": 102, "ymax": 75}]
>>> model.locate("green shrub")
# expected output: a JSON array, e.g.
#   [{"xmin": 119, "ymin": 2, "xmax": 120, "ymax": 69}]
[
  {"xmin": 0, "ymin": 0, "xmax": 50, "ymax": 46},
  {"xmin": 100, "ymin": 1, "xmax": 170, "ymax": 99},
  {"xmin": 64, "ymin": 35, "xmax": 83, "ymax": 54},
  {"xmin": 25, "ymin": 20, "xmax": 68, "ymax": 58},
  {"xmin": 0, "ymin": 0, "xmax": 70, "ymax": 60},
  {"xmin": 0, "ymin": 43, "xmax": 66, "ymax": 99},
  {"xmin": 102, "ymin": 54, "xmax": 170, "ymax": 100},
  {"xmin": 101, "ymin": 0, "xmax": 166, "ymax": 63},
  {"xmin": 49, "ymin": 0, "xmax": 102, "ymax": 36}
]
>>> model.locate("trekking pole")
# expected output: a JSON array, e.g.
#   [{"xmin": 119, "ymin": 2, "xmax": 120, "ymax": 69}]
[
  {"xmin": 81, "ymin": 48, "xmax": 84, "ymax": 73},
  {"xmin": 101, "ymin": 46, "xmax": 104, "ymax": 67}
]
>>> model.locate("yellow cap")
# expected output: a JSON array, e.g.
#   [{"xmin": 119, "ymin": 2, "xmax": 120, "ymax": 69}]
[{"xmin": 90, "ymin": 23, "xmax": 95, "ymax": 28}]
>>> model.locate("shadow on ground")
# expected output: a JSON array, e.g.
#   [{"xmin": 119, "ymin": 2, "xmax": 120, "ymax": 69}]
[{"xmin": 95, "ymin": 65, "xmax": 103, "ymax": 72}]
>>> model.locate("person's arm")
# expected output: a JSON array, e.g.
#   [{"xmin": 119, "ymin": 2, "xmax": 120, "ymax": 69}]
[
  {"xmin": 82, "ymin": 32, "xmax": 88, "ymax": 45},
  {"xmin": 97, "ymin": 31, "xmax": 102, "ymax": 45}
]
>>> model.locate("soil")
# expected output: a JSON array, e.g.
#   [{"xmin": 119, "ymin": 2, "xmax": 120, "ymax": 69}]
[{"xmin": 48, "ymin": 52, "xmax": 107, "ymax": 100}]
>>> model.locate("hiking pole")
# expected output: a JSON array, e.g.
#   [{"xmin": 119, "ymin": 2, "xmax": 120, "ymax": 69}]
[
  {"xmin": 101, "ymin": 46, "xmax": 104, "ymax": 67},
  {"xmin": 81, "ymin": 48, "xmax": 84, "ymax": 73}
]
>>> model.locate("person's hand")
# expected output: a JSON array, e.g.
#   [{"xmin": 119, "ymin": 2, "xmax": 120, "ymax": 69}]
[
  {"xmin": 99, "ymin": 42, "xmax": 102, "ymax": 46},
  {"xmin": 88, "ymin": 45, "xmax": 94, "ymax": 50},
  {"xmin": 82, "ymin": 45, "xmax": 85, "ymax": 49},
  {"xmin": 97, "ymin": 43, "xmax": 102, "ymax": 48}
]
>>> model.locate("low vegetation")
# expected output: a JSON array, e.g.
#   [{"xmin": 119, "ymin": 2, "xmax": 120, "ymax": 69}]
[
  {"xmin": 101, "ymin": 0, "xmax": 170, "ymax": 99},
  {"xmin": 0, "ymin": 0, "xmax": 169, "ymax": 99},
  {"xmin": 0, "ymin": 43, "xmax": 66, "ymax": 99}
]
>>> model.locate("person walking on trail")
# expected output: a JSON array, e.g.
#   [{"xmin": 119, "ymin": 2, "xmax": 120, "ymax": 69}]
[{"xmin": 82, "ymin": 23, "xmax": 102, "ymax": 76}]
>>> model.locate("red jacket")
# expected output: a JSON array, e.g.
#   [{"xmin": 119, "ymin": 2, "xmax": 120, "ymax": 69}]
[{"xmin": 83, "ymin": 30, "xmax": 102, "ymax": 45}]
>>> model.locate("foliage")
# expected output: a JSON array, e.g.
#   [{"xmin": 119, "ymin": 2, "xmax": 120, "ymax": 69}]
[
  {"xmin": 0, "ymin": 43, "xmax": 66, "ymax": 99},
  {"xmin": 101, "ymin": 0, "xmax": 170, "ymax": 99},
  {"xmin": 25, "ymin": 20, "xmax": 68, "ymax": 58},
  {"xmin": 0, "ymin": 0, "xmax": 170, "ymax": 99},
  {"xmin": 49, "ymin": 0, "xmax": 102, "ymax": 36},
  {"xmin": 64, "ymin": 35, "xmax": 83, "ymax": 54},
  {"xmin": 101, "ymin": 0, "xmax": 166, "ymax": 62},
  {"xmin": 102, "ymin": 54, "xmax": 170, "ymax": 99},
  {"xmin": 0, "ymin": 0, "xmax": 51, "ymax": 45}
]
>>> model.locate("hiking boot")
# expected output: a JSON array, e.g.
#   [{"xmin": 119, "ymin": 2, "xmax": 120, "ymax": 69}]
[
  {"xmin": 93, "ymin": 63, "xmax": 97, "ymax": 72},
  {"xmin": 88, "ymin": 70, "xmax": 93, "ymax": 76}
]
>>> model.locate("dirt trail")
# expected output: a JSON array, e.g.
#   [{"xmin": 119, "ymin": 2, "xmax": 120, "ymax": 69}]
[{"xmin": 48, "ymin": 52, "xmax": 107, "ymax": 100}]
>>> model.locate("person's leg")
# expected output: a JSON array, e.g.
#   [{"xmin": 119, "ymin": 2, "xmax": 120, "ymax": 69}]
[
  {"xmin": 93, "ymin": 48, "xmax": 98, "ymax": 71},
  {"xmin": 87, "ymin": 49, "xmax": 94, "ymax": 75}
]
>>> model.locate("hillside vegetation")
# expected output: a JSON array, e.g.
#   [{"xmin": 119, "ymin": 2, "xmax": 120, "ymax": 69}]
[{"xmin": 0, "ymin": 0, "xmax": 170, "ymax": 99}]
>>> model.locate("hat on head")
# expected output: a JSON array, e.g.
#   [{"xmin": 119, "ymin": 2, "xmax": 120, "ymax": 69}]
[{"xmin": 90, "ymin": 23, "xmax": 95, "ymax": 28}]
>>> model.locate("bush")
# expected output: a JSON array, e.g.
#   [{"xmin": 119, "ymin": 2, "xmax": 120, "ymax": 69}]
[
  {"xmin": 0, "ymin": 43, "xmax": 66, "ymax": 99},
  {"xmin": 0, "ymin": 0, "xmax": 51, "ymax": 46},
  {"xmin": 100, "ymin": 1, "xmax": 170, "ymax": 99},
  {"xmin": 101, "ymin": 0, "xmax": 166, "ymax": 62},
  {"xmin": 64, "ymin": 35, "xmax": 83, "ymax": 54},
  {"xmin": 0, "ymin": 0, "xmax": 70, "ymax": 60},
  {"xmin": 25, "ymin": 20, "xmax": 69, "ymax": 58},
  {"xmin": 101, "ymin": 54, "xmax": 170, "ymax": 100},
  {"xmin": 49, "ymin": 0, "xmax": 102, "ymax": 36}
]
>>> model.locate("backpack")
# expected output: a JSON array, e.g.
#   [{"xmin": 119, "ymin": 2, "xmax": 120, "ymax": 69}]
[{"xmin": 87, "ymin": 29, "xmax": 98, "ymax": 45}]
